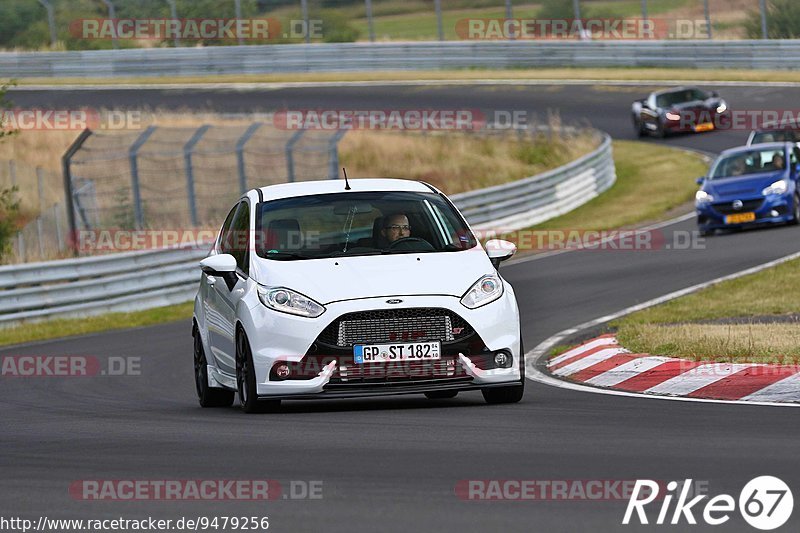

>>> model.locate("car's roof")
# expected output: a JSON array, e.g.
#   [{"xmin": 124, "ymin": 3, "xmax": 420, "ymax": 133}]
[
  {"xmin": 257, "ymin": 178, "xmax": 434, "ymax": 201},
  {"xmin": 720, "ymin": 142, "xmax": 793, "ymax": 156},
  {"xmin": 652, "ymin": 86, "xmax": 701, "ymax": 96}
]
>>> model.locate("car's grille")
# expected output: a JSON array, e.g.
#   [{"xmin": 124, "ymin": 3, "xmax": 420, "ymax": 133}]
[
  {"xmin": 317, "ymin": 308, "xmax": 473, "ymax": 347},
  {"xmin": 333, "ymin": 357, "xmax": 465, "ymax": 383},
  {"xmin": 712, "ymin": 199, "xmax": 764, "ymax": 215}
]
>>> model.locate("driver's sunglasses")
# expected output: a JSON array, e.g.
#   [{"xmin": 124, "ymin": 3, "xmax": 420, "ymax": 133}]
[{"xmin": 385, "ymin": 224, "xmax": 410, "ymax": 231}]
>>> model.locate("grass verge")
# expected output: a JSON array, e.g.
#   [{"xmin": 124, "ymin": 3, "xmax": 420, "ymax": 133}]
[
  {"xmin": 613, "ymin": 257, "xmax": 800, "ymax": 363},
  {"xmin": 0, "ymin": 302, "xmax": 193, "ymax": 347},
  {"xmin": 14, "ymin": 67, "xmax": 800, "ymax": 87}
]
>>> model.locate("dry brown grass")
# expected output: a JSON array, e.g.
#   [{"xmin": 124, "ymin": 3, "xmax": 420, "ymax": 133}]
[
  {"xmin": 338, "ymin": 128, "xmax": 598, "ymax": 195},
  {"xmin": 619, "ymin": 323, "xmax": 800, "ymax": 364}
]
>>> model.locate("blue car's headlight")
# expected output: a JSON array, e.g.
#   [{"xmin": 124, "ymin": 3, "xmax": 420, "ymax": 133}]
[
  {"xmin": 695, "ymin": 190, "xmax": 714, "ymax": 204},
  {"xmin": 257, "ymin": 286, "xmax": 325, "ymax": 318},
  {"xmin": 763, "ymin": 180, "xmax": 788, "ymax": 196}
]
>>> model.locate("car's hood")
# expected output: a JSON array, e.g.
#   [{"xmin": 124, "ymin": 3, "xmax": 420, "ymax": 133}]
[
  {"xmin": 704, "ymin": 172, "xmax": 786, "ymax": 198},
  {"xmin": 253, "ymin": 249, "xmax": 494, "ymax": 304}
]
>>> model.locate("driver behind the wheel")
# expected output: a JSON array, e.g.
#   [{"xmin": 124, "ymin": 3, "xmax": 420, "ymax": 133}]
[{"xmin": 380, "ymin": 213, "xmax": 411, "ymax": 245}]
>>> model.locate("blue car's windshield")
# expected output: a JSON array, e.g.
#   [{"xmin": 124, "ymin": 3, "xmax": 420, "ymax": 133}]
[{"xmin": 709, "ymin": 148, "xmax": 786, "ymax": 180}]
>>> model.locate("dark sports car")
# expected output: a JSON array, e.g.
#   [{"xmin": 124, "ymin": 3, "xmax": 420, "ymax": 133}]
[{"xmin": 632, "ymin": 86, "xmax": 729, "ymax": 138}]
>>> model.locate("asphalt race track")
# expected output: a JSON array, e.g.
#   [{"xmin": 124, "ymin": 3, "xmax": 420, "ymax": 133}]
[{"xmin": 3, "ymin": 83, "xmax": 800, "ymax": 532}]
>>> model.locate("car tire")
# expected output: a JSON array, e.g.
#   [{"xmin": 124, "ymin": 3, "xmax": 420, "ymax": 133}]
[
  {"xmin": 236, "ymin": 327, "xmax": 280, "ymax": 414},
  {"xmin": 655, "ymin": 119, "xmax": 667, "ymax": 139},
  {"xmin": 481, "ymin": 339, "xmax": 525, "ymax": 405},
  {"xmin": 697, "ymin": 225, "xmax": 712, "ymax": 237},
  {"xmin": 424, "ymin": 390, "xmax": 458, "ymax": 400},
  {"xmin": 791, "ymin": 194, "xmax": 800, "ymax": 225},
  {"xmin": 633, "ymin": 117, "xmax": 645, "ymax": 138},
  {"xmin": 193, "ymin": 325, "xmax": 235, "ymax": 408}
]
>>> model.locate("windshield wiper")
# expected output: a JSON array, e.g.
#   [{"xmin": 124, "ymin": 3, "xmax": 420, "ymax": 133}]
[{"xmin": 261, "ymin": 251, "xmax": 316, "ymax": 260}]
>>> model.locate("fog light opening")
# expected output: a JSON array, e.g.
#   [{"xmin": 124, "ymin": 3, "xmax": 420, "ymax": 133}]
[
  {"xmin": 771, "ymin": 210, "xmax": 779, "ymax": 217},
  {"xmin": 494, "ymin": 351, "xmax": 511, "ymax": 368},
  {"xmin": 275, "ymin": 364, "xmax": 291, "ymax": 380}
]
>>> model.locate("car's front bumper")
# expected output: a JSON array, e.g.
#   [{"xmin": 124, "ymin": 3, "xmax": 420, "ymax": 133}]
[
  {"xmin": 696, "ymin": 194, "xmax": 794, "ymax": 230},
  {"xmin": 240, "ymin": 291, "xmax": 521, "ymax": 398}
]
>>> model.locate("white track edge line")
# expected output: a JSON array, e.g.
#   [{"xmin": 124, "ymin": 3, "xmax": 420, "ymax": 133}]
[{"xmin": 526, "ymin": 250, "xmax": 800, "ymax": 408}]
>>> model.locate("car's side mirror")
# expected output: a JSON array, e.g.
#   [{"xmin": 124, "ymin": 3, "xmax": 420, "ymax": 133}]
[
  {"xmin": 200, "ymin": 254, "xmax": 238, "ymax": 290},
  {"xmin": 696, "ymin": 177, "xmax": 706, "ymax": 185},
  {"xmin": 200, "ymin": 254, "xmax": 236, "ymax": 275},
  {"xmin": 485, "ymin": 239, "xmax": 516, "ymax": 269}
]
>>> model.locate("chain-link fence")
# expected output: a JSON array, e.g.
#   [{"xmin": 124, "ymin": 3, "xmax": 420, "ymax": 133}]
[
  {"xmin": 0, "ymin": 0, "xmax": 788, "ymax": 51},
  {"xmin": 66, "ymin": 120, "xmax": 344, "ymax": 233},
  {"xmin": 0, "ymin": 161, "xmax": 68, "ymax": 264}
]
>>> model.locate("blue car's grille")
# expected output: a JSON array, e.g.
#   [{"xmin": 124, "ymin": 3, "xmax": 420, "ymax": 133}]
[{"xmin": 712, "ymin": 199, "xmax": 764, "ymax": 215}]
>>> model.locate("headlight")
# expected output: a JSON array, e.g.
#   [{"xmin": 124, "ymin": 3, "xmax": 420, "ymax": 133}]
[
  {"xmin": 716, "ymin": 101, "xmax": 728, "ymax": 114},
  {"xmin": 460, "ymin": 274, "xmax": 503, "ymax": 309},
  {"xmin": 257, "ymin": 286, "xmax": 325, "ymax": 318},
  {"xmin": 695, "ymin": 190, "xmax": 714, "ymax": 203},
  {"xmin": 763, "ymin": 180, "xmax": 788, "ymax": 196},
  {"xmin": 665, "ymin": 112, "xmax": 681, "ymax": 121}
]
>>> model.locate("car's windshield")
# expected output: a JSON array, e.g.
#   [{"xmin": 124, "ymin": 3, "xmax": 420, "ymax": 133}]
[
  {"xmin": 751, "ymin": 130, "xmax": 796, "ymax": 144},
  {"xmin": 655, "ymin": 88, "xmax": 708, "ymax": 108},
  {"xmin": 255, "ymin": 190, "xmax": 477, "ymax": 260},
  {"xmin": 709, "ymin": 148, "xmax": 786, "ymax": 180}
]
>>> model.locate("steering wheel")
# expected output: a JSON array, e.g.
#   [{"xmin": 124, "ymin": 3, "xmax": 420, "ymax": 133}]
[{"xmin": 388, "ymin": 237, "xmax": 434, "ymax": 251}]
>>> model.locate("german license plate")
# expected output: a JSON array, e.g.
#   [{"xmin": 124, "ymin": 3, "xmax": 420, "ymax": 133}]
[
  {"xmin": 353, "ymin": 341, "xmax": 441, "ymax": 364},
  {"xmin": 725, "ymin": 212, "xmax": 756, "ymax": 224},
  {"xmin": 695, "ymin": 123, "xmax": 714, "ymax": 132}
]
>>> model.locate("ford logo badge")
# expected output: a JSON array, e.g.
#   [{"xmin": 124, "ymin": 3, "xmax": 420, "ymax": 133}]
[{"xmin": 386, "ymin": 299, "xmax": 403, "ymax": 304}]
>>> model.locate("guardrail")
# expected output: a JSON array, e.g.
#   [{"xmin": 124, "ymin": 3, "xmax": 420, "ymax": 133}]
[
  {"xmin": 0, "ymin": 131, "xmax": 614, "ymax": 327},
  {"xmin": 3, "ymin": 40, "xmax": 800, "ymax": 78},
  {"xmin": 0, "ymin": 244, "xmax": 209, "ymax": 325}
]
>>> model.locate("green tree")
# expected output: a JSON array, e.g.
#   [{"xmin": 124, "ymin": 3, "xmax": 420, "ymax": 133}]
[
  {"xmin": 0, "ymin": 82, "xmax": 20, "ymax": 262},
  {"xmin": 745, "ymin": 0, "xmax": 800, "ymax": 38}
]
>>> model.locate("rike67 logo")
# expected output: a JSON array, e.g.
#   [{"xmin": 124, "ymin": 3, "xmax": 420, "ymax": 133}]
[{"xmin": 623, "ymin": 476, "xmax": 793, "ymax": 530}]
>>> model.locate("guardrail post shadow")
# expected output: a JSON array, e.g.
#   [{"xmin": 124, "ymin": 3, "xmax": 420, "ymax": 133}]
[
  {"xmin": 365, "ymin": 0, "xmax": 375, "ymax": 42},
  {"xmin": 36, "ymin": 167, "xmax": 45, "ymax": 259},
  {"xmin": 704, "ymin": 0, "xmax": 712, "ymax": 39},
  {"xmin": 129, "ymin": 125, "xmax": 157, "ymax": 230},
  {"xmin": 36, "ymin": 0, "xmax": 57, "ymax": 48},
  {"xmin": 16, "ymin": 232, "xmax": 25, "ymax": 263},
  {"xmin": 236, "ymin": 122, "xmax": 262, "ymax": 194},
  {"xmin": 101, "ymin": 0, "xmax": 119, "ymax": 49},
  {"xmin": 328, "ymin": 129, "xmax": 348, "ymax": 180},
  {"xmin": 184, "ymin": 125, "xmax": 211, "ymax": 227},
  {"xmin": 234, "ymin": 0, "xmax": 244, "ymax": 46},
  {"xmin": 301, "ymin": 0, "xmax": 310, "ymax": 44},
  {"xmin": 505, "ymin": 0, "xmax": 514, "ymax": 40},
  {"xmin": 54, "ymin": 203, "xmax": 65, "ymax": 253},
  {"xmin": 285, "ymin": 130, "xmax": 306, "ymax": 183},
  {"xmin": 759, "ymin": 0, "xmax": 768, "ymax": 39},
  {"xmin": 435, "ymin": 0, "xmax": 444, "ymax": 41},
  {"xmin": 62, "ymin": 129, "xmax": 93, "ymax": 257},
  {"xmin": 166, "ymin": 0, "xmax": 180, "ymax": 47}
]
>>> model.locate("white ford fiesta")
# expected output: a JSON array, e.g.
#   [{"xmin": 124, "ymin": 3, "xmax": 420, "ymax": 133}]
[{"xmin": 192, "ymin": 178, "xmax": 523, "ymax": 413}]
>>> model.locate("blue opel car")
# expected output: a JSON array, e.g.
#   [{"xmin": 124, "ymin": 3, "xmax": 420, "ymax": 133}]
[{"xmin": 696, "ymin": 142, "xmax": 800, "ymax": 235}]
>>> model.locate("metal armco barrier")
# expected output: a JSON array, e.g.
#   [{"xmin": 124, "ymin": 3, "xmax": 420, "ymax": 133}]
[
  {"xmin": 0, "ymin": 132, "xmax": 615, "ymax": 326},
  {"xmin": 3, "ymin": 40, "xmax": 800, "ymax": 78},
  {"xmin": 451, "ymin": 133, "xmax": 615, "ymax": 232},
  {"xmin": 0, "ymin": 244, "xmax": 209, "ymax": 326}
]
